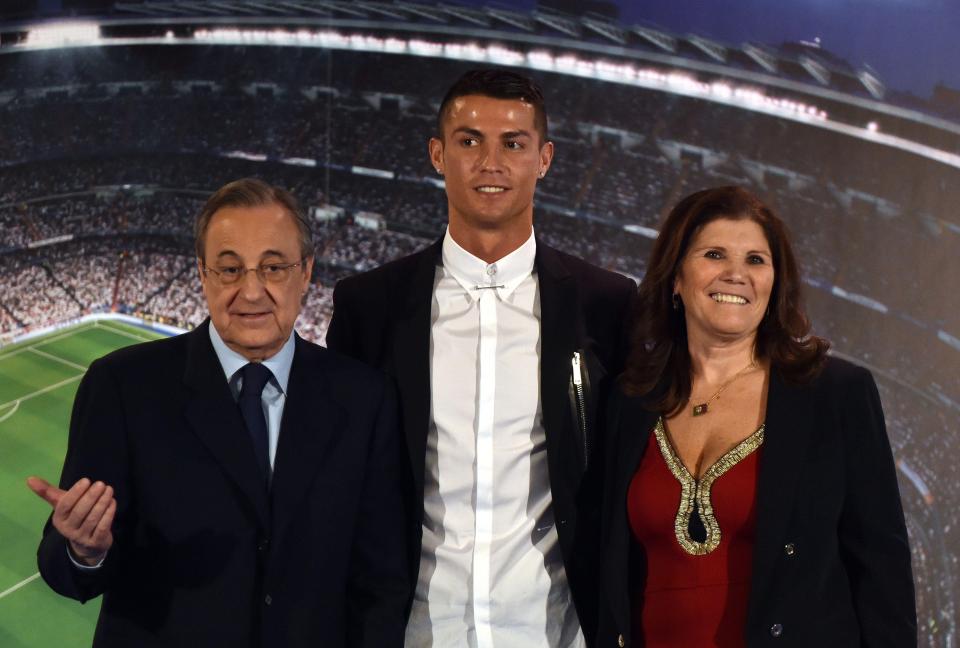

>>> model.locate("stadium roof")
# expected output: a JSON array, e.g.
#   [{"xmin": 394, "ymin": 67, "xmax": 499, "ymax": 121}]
[
  {"xmin": 0, "ymin": 1, "xmax": 895, "ymax": 100},
  {"xmin": 1, "ymin": 0, "xmax": 958, "ymax": 161}
]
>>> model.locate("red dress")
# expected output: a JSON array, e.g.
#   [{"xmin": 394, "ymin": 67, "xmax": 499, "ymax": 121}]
[{"xmin": 627, "ymin": 419, "xmax": 763, "ymax": 647}]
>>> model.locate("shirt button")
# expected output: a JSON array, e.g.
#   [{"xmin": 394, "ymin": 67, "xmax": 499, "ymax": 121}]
[
  {"xmin": 264, "ymin": 594, "xmax": 272, "ymax": 606},
  {"xmin": 486, "ymin": 263, "xmax": 497, "ymax": 277},
  {"xmin": 769, "ymin": 623, "xmax": 783, "ymax": 637},
  {"xmin": 617, "ymin": 634, "xmax": 625, "ymax": 647}
]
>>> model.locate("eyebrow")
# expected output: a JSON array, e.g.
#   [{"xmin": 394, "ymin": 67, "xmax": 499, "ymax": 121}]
[
  {"xmin": 214, "ymin": 249, "xmax": 291, "ymax": 261},
  {"xmin": 693, "ymin": 245, "xmax": 771, "ymax": 255},
  {"xmin": 452, "ymin": 127, "xmax": 483, "ymax": 138},
  {"xmin": 451, "ymin": 127, "xmax": 533, "ymax": 140}
]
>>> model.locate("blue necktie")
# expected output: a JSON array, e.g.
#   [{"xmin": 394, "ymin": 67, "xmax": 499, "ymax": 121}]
[{"xmin": 238, "ymin": 362, "xmax": 273, "ymax": 488}]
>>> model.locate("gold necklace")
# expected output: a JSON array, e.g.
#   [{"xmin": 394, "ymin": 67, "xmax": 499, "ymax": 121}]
[{"xmin": 690, "ymin": 361, "xmax": 757, "ymax": 417}]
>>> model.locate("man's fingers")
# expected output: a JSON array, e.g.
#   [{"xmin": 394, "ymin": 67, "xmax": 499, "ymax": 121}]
[
  {"xmin": 90, "ymin": 498, "xmax": 116, "ymax": 550},
  {"xmin": 37, "ymin": 477, "xmax": 116, "ymax": 548},
  {"xmin": 78, "ymin": 486, "xmax": 114, "ymax": 539},
  {"xmin": 26, "ymin": 476, "xmax": 64, "ymax": 507},
  {"xmin": 62, "ymin": 481, "xmax": 106, "ymax": 531},
  {"xmin": 54, "ymin": 478, "xmax": 92, "ymax": 519}
]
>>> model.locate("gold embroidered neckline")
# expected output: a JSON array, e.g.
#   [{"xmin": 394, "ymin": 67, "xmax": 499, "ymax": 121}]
[{"xmin": 654, "ymin": 418, "xmax": 765, "ymax": 556}]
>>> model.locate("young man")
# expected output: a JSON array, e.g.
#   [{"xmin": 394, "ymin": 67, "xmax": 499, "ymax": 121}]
[
  {"xmin": 326, "ymin": 70, "xmax": 635, "ymax": 647},
  {"xmin": 29, "ymin": 178, "xmax": 409, "ymax": 647}
]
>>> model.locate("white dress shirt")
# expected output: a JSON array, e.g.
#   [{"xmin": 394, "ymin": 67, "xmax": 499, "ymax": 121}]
[
  {"xmin": 405, "ymin": 229, "xmax": 584, "ymax": 648},
  {"xmin": 70, "ymin": 323, "xmax": 295, "ymax": 570}
]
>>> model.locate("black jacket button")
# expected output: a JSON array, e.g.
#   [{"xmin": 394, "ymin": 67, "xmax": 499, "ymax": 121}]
[
  {"xmin": 770, "ymin": 623, "xmax": 783, "ymax": 637},
  {"xmin": 784, "ymin": 542, "xmax": 796, "ymax": 556},
  {"xmin": 264, "ymin": 594, "xmax": 272, "ymax": 606},
  {"xmin": 258, "ymin": 538, "xmax": 270, "ymax": 553}
]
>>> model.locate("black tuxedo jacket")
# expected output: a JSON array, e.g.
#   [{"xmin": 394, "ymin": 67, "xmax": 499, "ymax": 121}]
[
  {"xmin": 598, "ymin": 357, "xmax": 916, "ymax": 648},
  {"xmin": 326, "ymin": 238, "xmax": 636, "ymax": 640},
  {"xmin": 37, "ymin": 320, "xmax": 410, "ymax": 648}
]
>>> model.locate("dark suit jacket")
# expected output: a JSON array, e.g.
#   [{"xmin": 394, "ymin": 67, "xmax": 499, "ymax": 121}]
[
  {"xmin": 37, "ymin": 320, "xmax": 410, "ymax": 648},
  {"xmin": 598, "ymin": 357, "xmax": 916, "ymax": 647},
  {"xmin": 326, "ymin": 238, "xmax": 636, "ymax": 641}
]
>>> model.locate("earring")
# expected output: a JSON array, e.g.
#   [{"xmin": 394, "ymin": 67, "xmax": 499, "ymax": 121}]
[
  {"xmin": 538, "ymin": 170, "xmax": 545, "ymax": 178},
  {"xmin": 435, "ymin": 167, "xmax": 443, "ymax": 175},
  {"xmin": 672, "ymin": 293, "xmax": 681, "ymax": 310}
]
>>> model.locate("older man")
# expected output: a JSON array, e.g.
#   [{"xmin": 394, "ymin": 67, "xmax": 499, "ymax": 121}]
[{"xmin": 28, "ymin": 178, "xmax": 409, "ymax": 648}]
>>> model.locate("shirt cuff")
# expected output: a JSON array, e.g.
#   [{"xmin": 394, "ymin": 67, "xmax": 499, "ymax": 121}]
[{"xmin": 67, "ymin": 544, "xmax": 106, "ymax": 570}]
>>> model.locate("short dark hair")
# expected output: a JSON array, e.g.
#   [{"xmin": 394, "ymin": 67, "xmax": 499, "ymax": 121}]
[
  {"xmin": 620, "ymin": 186, "xmax": 829, "ymax": 414},
  {"xmin": 194, "ymin": 178, "xmax": 313, "ymax": 261},
  {"xmin": 436, "ymin": 68, "xmax": 548, "ymax": 143}
]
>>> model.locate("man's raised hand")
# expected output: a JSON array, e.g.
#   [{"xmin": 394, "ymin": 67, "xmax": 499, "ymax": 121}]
[{"xmin": 27, "ymin": 476, "xmax": 116, "ymax": 566}]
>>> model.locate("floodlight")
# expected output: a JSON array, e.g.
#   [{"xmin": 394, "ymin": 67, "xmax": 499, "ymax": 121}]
[
  {"xmin": 409, "ymin": 40, "xmax": 443, "ymax": 56},
  {"xmin": 487, "ymin": 46, "xmax": 523, "ymax": 66},
  {"xmin": 527, "ymin": 51, "xmax": 555, "ymax": 70},
  {"xmin": 27, "ymin": 22, "xmax": 99, "ymax": 47}
]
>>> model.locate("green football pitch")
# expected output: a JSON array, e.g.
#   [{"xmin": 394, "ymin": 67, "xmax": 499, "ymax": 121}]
[{"xmin": 0, "ymin": 320, "xmax": 167, "ymax": 647}]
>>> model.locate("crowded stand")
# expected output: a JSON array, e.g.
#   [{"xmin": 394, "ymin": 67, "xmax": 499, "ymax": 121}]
[{"xmin": 316, "ymin": 221, "xmax": 430, "ymax": 274}]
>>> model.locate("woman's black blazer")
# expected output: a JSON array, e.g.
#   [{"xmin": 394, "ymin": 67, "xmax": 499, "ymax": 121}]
[{"xmin": 597, "ymin": 357, "xmax": 916, "ymax": 647}]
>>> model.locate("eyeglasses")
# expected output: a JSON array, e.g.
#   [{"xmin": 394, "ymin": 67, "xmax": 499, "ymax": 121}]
[{"xmin": 203, "ymin": 260, "xmax": 305, "ymax": 285}]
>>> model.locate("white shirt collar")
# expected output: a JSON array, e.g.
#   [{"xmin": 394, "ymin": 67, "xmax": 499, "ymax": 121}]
[
  {"xmin": 441, "ymin": 227, "xmax": 536, "ymax": 299},
  {"xmin": 208, "ymin": 321, "xmax": 295, "ymax": 395}
]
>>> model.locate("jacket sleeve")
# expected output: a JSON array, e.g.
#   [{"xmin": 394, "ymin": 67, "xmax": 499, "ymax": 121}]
[
  {"xmin": 37, "ymin": 358, "xmax": 132, "ymax": 603},
  {"xmin": 611, "ymin": 276, "xmax": 638, "ymax": 378},
  {"xmin": 345, "ymin": 377, "xmax": 411, "ymax": 647},
  {"xmin": 325, "ymin": 278, "xmax": 356, "ymax": 356},
  {"xmin": 837, "ymin": 367, "xmax": 917, "ymax": 647}
]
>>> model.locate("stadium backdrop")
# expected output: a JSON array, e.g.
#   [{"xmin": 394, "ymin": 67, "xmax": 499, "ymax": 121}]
[{"xmin": 0, "ymin": 2, "xmax": 957, "ymax": 646}]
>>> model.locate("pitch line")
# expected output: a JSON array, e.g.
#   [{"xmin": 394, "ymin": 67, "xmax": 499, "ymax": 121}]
[
  {"xmin": 0, "ymin": 324, "xmax": 94, "ymax": 362},
  {"xmin": 0, "ymin": 400, "xmax": 20, "ymax": 423},
  {"xmin": 96, "ymin": 321, "xmax": 156, "ymax": 343},
  {"xmin": 0, "ymin": 373, "xmax": 84, "ymax": 411},
  {"xmin": 28, "ymin": 347, "xmax": 87, "ymax": 372},
  {"xmin": 0, "ymin": 573, "xmax": 40, "ymax": 600}
]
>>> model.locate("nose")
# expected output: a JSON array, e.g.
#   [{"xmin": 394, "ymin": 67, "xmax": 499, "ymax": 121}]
[
  {"xmin": 720, "ymin": 259, "xmax": 747, "ymax": 283},
  {"xmin": 237, "ymin": 268, "xmax": 269, "ymax": 300},
  {"xmin": 477, "ymin": 142, "xmax": 504, "ymax": 172}
]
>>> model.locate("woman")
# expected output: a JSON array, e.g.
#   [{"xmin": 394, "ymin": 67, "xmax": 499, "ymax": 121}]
[{"xmin": 597, "ymin": 186, "xmax": 916, "ymax": 647}]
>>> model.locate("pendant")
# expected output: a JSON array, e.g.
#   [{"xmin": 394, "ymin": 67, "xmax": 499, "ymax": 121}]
[{"xmin": 692, "ymin": 403, "xmax": 709, "ymax": 416}]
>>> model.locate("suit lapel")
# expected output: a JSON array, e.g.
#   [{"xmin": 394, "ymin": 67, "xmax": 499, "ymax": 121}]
[
  {"xmin": 270, "ymin": 337, "xmax": 346, "ymax": 543},
  {"xmin": 613, "ymin": 396, "xmax": 657, "ymax": 516},
  {"xmin": 392, "ymin": 240, "xmax": 440, "ymax": 506},
  {"xmin": 606, "ymin": 392, "xmax": 657, "ymax": 632},
  {"xmin": 749, "ymin": 369, "xmax": 812, "ymax": 618},
  {"xmin": 182, "ymin": 320, "xmax": 270, "ymax": 530},
  {"xmin": 536, "ymin": 243, "xmax": 582, "ymax": 485}
]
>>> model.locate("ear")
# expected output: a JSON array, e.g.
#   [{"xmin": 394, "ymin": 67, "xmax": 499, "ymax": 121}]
[
  {"xmin": 537, "ymin": 140, "xmax": 555, "ymax": 179},
  {"xmin": 197, "ymin": 258, "xmax": 206, "ymax": 286},
  {"xmin": 428, "ymin": 137, "xmax": 444, "ymax": 175},
  {"xmin": 302, "ymin": 256, "xmax": 315, "ymax": 294}
]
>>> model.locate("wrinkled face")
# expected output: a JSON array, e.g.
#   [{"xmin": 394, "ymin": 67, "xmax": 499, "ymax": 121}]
[
  {"xmin": 674, "ymin": 218, "xmax": 774, "ymax": 345},
  {"xmin": 429, "ymin": 94, "xmax": 553, "ymax": 234},
  {"xmin": 199, "ymin": 203, "xmax": 313, "ymax": 361}
]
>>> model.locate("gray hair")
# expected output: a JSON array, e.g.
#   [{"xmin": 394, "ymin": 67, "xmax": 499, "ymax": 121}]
[{"xmin": 194, "ymin": 178, "xmax": 313, "ymax": 261}]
